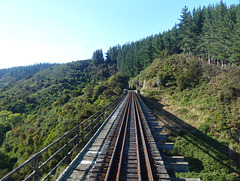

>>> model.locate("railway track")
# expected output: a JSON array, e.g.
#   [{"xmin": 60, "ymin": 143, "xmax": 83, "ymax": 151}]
[{"xmin": 90, "ymin": 91, "xmax": 169, "ymax": 180}]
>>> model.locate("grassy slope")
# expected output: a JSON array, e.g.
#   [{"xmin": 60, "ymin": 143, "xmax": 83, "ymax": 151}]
[{"xmin": 131, "ymin": 54, "xmax": 240, "ymax": 180}]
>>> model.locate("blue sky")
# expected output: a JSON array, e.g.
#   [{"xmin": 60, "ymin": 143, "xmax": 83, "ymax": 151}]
[{"xmin": 0, "ymin": 0, "xmax": 238, "ymax": 69}]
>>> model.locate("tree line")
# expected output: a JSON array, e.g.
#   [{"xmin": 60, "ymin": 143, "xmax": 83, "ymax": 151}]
[{"xmin": 93, "ymin": 1, "xmax": 240, "ymax": 77}]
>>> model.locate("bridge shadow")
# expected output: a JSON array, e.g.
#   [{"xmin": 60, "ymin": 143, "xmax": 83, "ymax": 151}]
[{"xmin": 141, "ymin": 96, "xmax": 240, "ymax": 175}]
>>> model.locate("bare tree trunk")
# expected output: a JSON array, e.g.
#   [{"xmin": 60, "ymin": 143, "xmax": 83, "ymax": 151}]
[{"xmin": 208, "ymin": 54, "xmax": 211, "ymax": 64}]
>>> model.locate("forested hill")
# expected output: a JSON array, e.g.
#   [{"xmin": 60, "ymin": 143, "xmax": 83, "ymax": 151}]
[
  {"xmin": 0, "ymin": 63, "xmax": 56, "ymax": 88},
  {"xmin": 1, "ymin": 1, "xmax": 240, "ymax": 180},
  {"xmin": 106, "ymin": 1, "xmax": 240, "ymax": 77},
  {"xmin": 0, "ymin": 60, "xmax": 116, "ymax": 114},
  {"xmin": 0, "ymin": 60, "xmax": 128, "ymax": 177}
]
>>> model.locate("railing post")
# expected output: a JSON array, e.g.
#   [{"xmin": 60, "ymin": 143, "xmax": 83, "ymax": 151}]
[
  {"xmin": 81, "ymin": 123, "xmax": 84, "ymax": 148},
  {"xmin": 33, "ymin": 154, "xmax": 39, "ymax": 181},
  {"xmin": 91, "ymin": 117, "xmax": 94, "ymax": 136},
  {"xmin": 65, "ymin": 134, "xmax": 69, "ymax": 167},
  {"xmin": 102, "ymin": 111, "xmax": 105, "ymax": 123},
  {"xmin": 77, "ymin": 125, "xmax": 80, "ymax": 148}
]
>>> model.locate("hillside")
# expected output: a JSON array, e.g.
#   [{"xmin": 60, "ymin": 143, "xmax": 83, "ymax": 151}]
[
  {"xmin": 130, "ymin": 53, "xmax": 240, "ymax": 180},
  {"xmin": 0, "ymin": 60, "xmax": 128, "ymax": 177},
  {"xmin": 0, "ymin": 63, "xmax": 56, "ymax": 88},
  {"xmin": 106, "ymin": 2, "xmax": 240, "ymax": 78},
  {"xmin": 1, "ymin": 1, "xmax": 240, "ymax": 180}
]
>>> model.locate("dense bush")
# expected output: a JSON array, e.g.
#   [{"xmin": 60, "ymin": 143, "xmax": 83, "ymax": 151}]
[
  {"xmin": 132, "ymin": 54, "xmax": 240, "ymax": 180},
  {"xmin": 0, "ymin": 60, "xmax": 128, "ymax": 177}
]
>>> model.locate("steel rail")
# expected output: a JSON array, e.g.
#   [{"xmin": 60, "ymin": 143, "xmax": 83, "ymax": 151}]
[
  {"xmin": 104, "ymin": 92, "xmax": 132, "ymax": 181},
  {"xmin": 116, "ymin": 92, "xmax": 142, "ymax": 181},
  {"xmin": 133, "ymin": 94, "xmax": 142, "ymax": 181},
  {"xmin": 103, "ymin": 92, "xmax": 156, "ymax": 181},
  {"xmin": 115, "ymin": 95, "xmax": 131, "ymax": 181},
  {"xmin": 134, "ymin": 93, "xmax": 154, "ymax": 181}
]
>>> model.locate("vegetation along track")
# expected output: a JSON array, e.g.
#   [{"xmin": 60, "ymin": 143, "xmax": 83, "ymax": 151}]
[{"xmin": 90, "ymin": 91, "xmax": 169, "ymax": 180}]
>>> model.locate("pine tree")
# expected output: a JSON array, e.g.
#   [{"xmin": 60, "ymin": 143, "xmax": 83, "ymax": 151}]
[
  {"xmin": 169, "ymin": 24, "xmax": 182, "ymax": 54},
  {"xmin": 191, "ymin": 7, "xmax": 204, "ymax": 55},
  {"xmin": 106, "ymin": 45, "xmax": 120, "ymax": 64},
  {"xmin": 92, "ymin": 49, "xmax": 104, "ymax": 65},
  {"xmin": 107, "ymin": 2, "xmax": 240, "ymax": 77},
  {"xmin": 198, "ymin": 5, "xmax": 215, "ymax": 63},
  {"xmin": 142, "ymin": 36, "xmax": 154, "ymax": 68},
  {"xmin": 212, "ymin": 1, "xmax": 228, "ymax": 62},
  {"xmin": 153, "ymin": 33, "xmax": 164, "ymax": 58},
  {"xmin": 179, "ymin": 6, "xmax": 195, "ymax": 56},
  {"xmin": 162, "ymin": 30, "xmax": 172, "ymax": 55},
  {"xmin": 229, "ymin": 5, "xmax": 240, "ymax": 65}
]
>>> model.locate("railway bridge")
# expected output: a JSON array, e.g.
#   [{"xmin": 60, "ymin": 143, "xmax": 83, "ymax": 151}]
[{"xmin": 1, "ymin": 91, "xmax": 199, "ymax": 181}]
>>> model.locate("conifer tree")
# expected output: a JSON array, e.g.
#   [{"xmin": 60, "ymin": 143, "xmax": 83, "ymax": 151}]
[
  {"xmin": 92, "ymin": 49, "xmax": 104, "ymax": 65},
  {"xmin": 198, "ymin": 5, "xmax": 214, "ymax": 63},
  {"xmin": 229, "ymin": 5, "xmax": 240, "ymax": 65},
  {"xmin": 179, "ymin": 6, "xmax": 195, "ymax": 56},
  {"xmin": 169, "ymin": 25, "xmax": 182, "ymax": 54},
  {"xmin": 153, "ymin": 33, "xmax": 164, "ymax": 58},
  {"xmin": 191, "ymin": 7, "xmax": 204, "ymax": 55},
  {"xmin": 107, "ymin": 2, "xmax": 240, "ymax": 77},
  {"xmin": 106, "ymin": 45, "xmax": 120, "ymax": 64}
]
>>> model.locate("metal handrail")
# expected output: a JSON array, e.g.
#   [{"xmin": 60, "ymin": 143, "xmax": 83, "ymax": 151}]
[{"xmin": 1, "ymin": 94, "xmax": 124, "ymax": 181}]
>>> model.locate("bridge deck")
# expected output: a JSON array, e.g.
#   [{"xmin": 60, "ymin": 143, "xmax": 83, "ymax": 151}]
[
  {"xmin": 57, "ymin": 96, "xmax": 127, "ymax": 181},
  {"xmin": 57, "ymin": 92, "xmax": 193, "ymax": 181}
]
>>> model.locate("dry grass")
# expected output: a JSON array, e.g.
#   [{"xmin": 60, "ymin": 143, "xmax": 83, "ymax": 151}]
[{"xmin": 141, "ymin": 89, "xmax": 207, "ymax": 129}]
